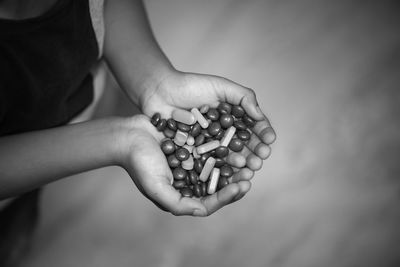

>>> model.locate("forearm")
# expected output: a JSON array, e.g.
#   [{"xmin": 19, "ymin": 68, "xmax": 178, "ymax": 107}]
[
  {"xmin": 0, "ymin": 117, "xmax": 123, "ymax": 199},
  {"xmin": 104, "ymin": 0, "xmax": 176, "ymax": 108}
]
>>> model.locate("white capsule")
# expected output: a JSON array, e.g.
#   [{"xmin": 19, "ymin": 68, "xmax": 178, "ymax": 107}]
[
  {"xmin": 172, "ymin": 109, "xmax": 196, "ymax": 125},
  {"xmin": 192, "ymin": 147, "xmax": 201, "ymax": 159},
  {"xmin": 196, "ymin": 140, "xmax": 220, "ymax": 155},
  {"xmin": 220, "ymin": 126, "xmax": 236, "ymax": 147},
  {"xmin": 199, "ymin": 157, "xmax": 216, "ymax": 182},
  {"xmin": 183, "ymin": 144, "xmax": 194, "ymax": 154},
  {"xmin": 191, "ymin": 108, "xmax": 209, "ymax": 129},
  {"xmin": 207, "ymin": 168, "xmax": 220, "ymax": 195},
  {"xmin": 186, "ymin": 135, "xmax": 195, "ymax": 146},
  {"xmin": 182, "ymin": 155, "xmax": 194, "ymax": 170},
  {"xmin": 174, "ymin": 130, "xmax": 188, "ymax": 146}
]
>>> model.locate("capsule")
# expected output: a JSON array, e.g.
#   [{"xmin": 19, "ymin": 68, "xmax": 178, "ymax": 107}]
[
  {"xmin": 174, "ymin": 130, "xmax": 188, "ymax": 146},
  {"xmin": 220, "ymin": 126, "xmax": 236, "ymax": 147},
  {"xmin": 207, "ymin": 168, "xmax": 220, "ymax": 195},
  {"xmin": 191, "ymin": 108, "xmax": 209, "ymax": 129},
  {"xmin": 196, "ymin": 140, "xmax": 220, "ymax": 155},
  {"xmin": 199, "ymin": 157, "xmax": 216, "ymax": 182},
  {"xmin": 182, "ymin": 155, "xmax": 194, "ymax": 170},
  {"xmin": 172, "ymin": 109, "xmax": 196, "ymax": 125}
]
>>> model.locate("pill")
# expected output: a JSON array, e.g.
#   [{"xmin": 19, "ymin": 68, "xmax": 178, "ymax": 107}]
[
  {"xmin": 234, "ymin": 120, "xmax": 247, "ymax": 131},
  {"xmin": 186, "ymin": 135, "xmax": 195, "ymax": 146},
  {"xmin": 220, "ymin": 126, "xmax": 236, "ymax": 147},
  {"xmin": 217, "ymin": 176, "xmax": 229, "ymax": 190},
  {"xmin": 215, "ymin": 157, "xmax": 226, "ymax": 168},
  {"xmin": 201, "ymin": 181, "xmax": 207, "ymax": 196},
  {"xmin": 193, "ymin": 183, "xmax": 202, "ymax": 198},
  {"xmin": 175, "ymin": 147, "xmax": 190, "ymax": 161},
  {"xmin": 202, "ymin": 129, "xmax": 212, "ymax": 138},
  {"xmin": 161, "ymin": 139, "xmax": 176, "ymax": 155},
  {"xmin": 208, "ymin": 121, "xmax": 222, "ymax": 136},
  {"xmin": 237, "ymin": 129, "xmax": 251, "ymax": 141},
  {"xmin": 194, "ymin": 134, "xmax": 205, "ymax": 146},
  {"xmin": 242, "ymin": 114, "xmax": 256, "ymax": 128},
  {"xmin": 151, "ymin": 112, "xmax": 161, "ymax": 126},
  {"xmin": 177, "ymin": 122, "xmax": 191, "ymax": 132},
  {"xmin": 185, "ymin": 174, "xmax": 191, "ymax": 186},
  {"xmin": 206, "ymin": 108, "xmax": 220, "ymax": 121},
  {"xmin": 199, "ymin": 104, "xmax": 209, "ymax": 114},
  {"xmin": 220, "ymin": 165, "xmax": 234, "ymax": 177},
  {"xmin": 192, "ymin": 147, "xmax": 201, "ymax": 159},
  {"xmin": 200, "ymin": 152, "xmax": 211, "ymax": 164},
  {"xmin": 180, "ymin": 187, "xmax": 194, "ymax": 198},
  {"xmin": 191, "ymin": 108, "xmax": 209, "ymax": 129},
  {"xmin": 199, "ymin": 157, "xmax": 216, "ymax": 182},
  {"xmin": 156, "ymin": 118, "xmax": 167, "ymax": 131},
  {"xmin": 190, "ymin": 123, "xmax": 202, "ymax": 137},
  {"xmin": 182, "ymin": 155, "xmax": 194, "ymax": 170},
  {"xmin": 163, "ymin": 128, "xmax": 176, "ymax": 139},
  {"xmin": 231, "ymin": 105, "xmax": 245, "ymax": 118},
  {"xmin": 183, "ymin": 144, "xmax": 194, "ymax": 154},
  {"xmin": 215, "ymin": 129, "xmax": 225, "ymax": 140},
  {"xmin": 196, "ymin": 140, "xmax": 220, "ymax": 155},
  {"xmin": 215, "ymin": 146, "xmax": 229, "ymax": 158},
  {"xmin": 173, "ymin": 167, "xmax": 187, "ymax": 180},
  {"xmin": 174, "ymin": 130, "xmax": 188, "ymax": 146},
  {"xmin": 207, "ymin": 168, "xmax": 220, "ymax": 195},
  {"xmin": 228, "ymin": 138, "xmax": 244, "ymax": 152},
  {"xmin": 189, "ymin": 170, "xmax": 199, "ymax": 185},
  {"xmin": 172, "ymin": 109, "xmax": 196, "ymax": 125},
  {"xmin": 167, "ymin": 118, "xmax": 177, "ymax": 131},
  {"xmin": 194, "ymin": 159, "xmax": 203, "ymax": 174},
  {"xmin": 173, "ymin": 180, "xmax": 186, "ymax": 189},
  {"xmin": 218, "ymin": 102, "xmax": 231, "ymax": 115},
  {"xmin": 220, "ymin": 114, "xmax": 234, "ymax": 129},
  {"xmin": 167, "ymin": 154, "xmax": 180, "ymax": 168}
]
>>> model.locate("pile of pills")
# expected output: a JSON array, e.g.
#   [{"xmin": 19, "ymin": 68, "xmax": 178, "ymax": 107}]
[{"xmin": 151, "ymin": 102, "xmax": 256, "ymax": 198}]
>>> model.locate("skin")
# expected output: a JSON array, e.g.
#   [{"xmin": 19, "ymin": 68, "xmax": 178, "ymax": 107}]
[{"xmin": 0, "ymin": 0, "xmax": 276, "ymax": 217}]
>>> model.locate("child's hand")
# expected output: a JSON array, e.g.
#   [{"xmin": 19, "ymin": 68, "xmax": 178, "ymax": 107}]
[
  {"xmin": 140, "ymin": 71, "xmax": 276, "ymax": 178},
  {"xmin": 119, "ymin": 115, "xmax": 258, "ymax": 216}
]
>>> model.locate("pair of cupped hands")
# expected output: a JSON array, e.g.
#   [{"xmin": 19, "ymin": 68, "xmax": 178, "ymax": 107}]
[{"xmin": 119, "ymin": 71, "xmax": 275, "ymax": 217}]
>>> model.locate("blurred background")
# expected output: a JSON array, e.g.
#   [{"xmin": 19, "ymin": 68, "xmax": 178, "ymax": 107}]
[{"xmin": 22, "ymin": 0, "xmax": 400, "ymax": 266}]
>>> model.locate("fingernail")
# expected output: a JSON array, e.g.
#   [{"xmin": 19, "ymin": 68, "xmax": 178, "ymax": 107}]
[{"xmin": 193, "ymin": 209, "xmax": 206, "ymax": 217}]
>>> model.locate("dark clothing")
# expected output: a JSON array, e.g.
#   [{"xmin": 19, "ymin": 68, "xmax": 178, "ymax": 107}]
[{"xmin": 0, "ymin": 0, "xmax": 98, "ymax": 135}]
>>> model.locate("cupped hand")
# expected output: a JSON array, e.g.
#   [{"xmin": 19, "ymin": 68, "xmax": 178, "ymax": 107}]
[{"xmin": 120, "ymin": 115, "xmax": 253, "ymax": 216}]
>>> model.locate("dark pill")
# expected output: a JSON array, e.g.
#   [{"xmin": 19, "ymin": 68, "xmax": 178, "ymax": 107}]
[
  {"xmin": 229, "ymin": 138, "xmax": 245, "ymax": 152},
  {"xmin": 206, "ymin": 108, "xmax": 220, "ymax": 121},
  {"xmin": 189, "ymin": 170, "xmax": 199, "ymax": 185},
  {"xmin": 177, "ymin": 122, "xmax": 191, "ymax": 132},
  {"xmin": 218, "ymin": 102, "xmax": 231, "ymax": 114},
  {"xmin": 220, "ymin": 114, "xmax": 234, "ymax": 129},
  {"xmin": 156, "ymin": 118, "xmax": 167, "ymax": 131},
  {"xmin": 173, "ymin": 167, "xmax": 187, "ymax": 180},
  {"xmin": 161, "ymin": 139, "xmax": 175, "ymax": 155},
  {"xmin": 151, "ymin": 112, "xmax": 161, "ymax": 126},
  {"xmin": 220, "ymin": 165, "xmax": 234, "ymax": 178},
  {"xmin": 233, "ymin": 120, "xmax": 247, "ymax": 131},
  {"xmin": 214, "ymin": 129, "xmax": 224, "ymax": 140},
  {"xmin": 173, "ymin": 180, "xmax": 186, "ymax": 189},
  {"xmin": 201, "ymin": 182, "xmax": 207, "ymax": 196},
  {"xmin": 167, "ymin": 154, "xmax": 180, "ymax": 168},
  {"xmin": 231, "ymin": 105, "xmax": 245, "ymax": 118},
  {"xmin": 202, "ymin": 130, "xmax": 212, "ymax": 138},
  {"xmin": 190, "ymin": 123, "xmax": 202, "ymax": 137},
  {"xmin": 217, "ymin": 177, "xmax": 229, "ymax": 190},
  {"xmin": 208, "ymin": 121, "xmax": 222, "ymax": 136},
  {"xmin": 200, "ymin": 153, "xmax": 211, "ymax": 164},
  {"xmin": 163, "ymin": 128, "xmax": 176, "ymax": 139},
  {"xmin": 167, "ymin": 118, "xmax": 177, "ymax": 131},
  {"xmin": 242, "ymin": 114, "xmax": 256, "ymax": 128},
  {"xmin": 215, "ymin": 157, "xmax": 225, "ymax": 168},
  {"xmin": 194, "ymin": 159, "xmax": 203, "ymax": 174},
  {"xmin": 193, "ymin": 183, "xmax": 202, "ymax": 198},
  {"xmin": 237, "ymin": 130, "xmax": 251, "ymax": 141},
  {"xmin": 215, "ymin": 146, "xmax": 229, "ymax": 158},
  {"xmin": 194, "ymin": 134, "xmax": 205, "ymax": 146},
  {"xmin": 180, "ymin": 187, "xmax": 194, "ymax": 198},
  {"xmin": 175, "ymin": 147, "xmax": 190, "ymax": 161}
]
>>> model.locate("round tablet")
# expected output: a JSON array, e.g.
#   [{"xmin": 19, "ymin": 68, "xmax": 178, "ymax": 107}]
[
  {"xmin": 237, "ymin": 130, "xmax": 251, "ymax": 141},
  {"xmin": 161, "ymin": 139, "xmax": 175, "ymax": 155},
  {"xmin": 220, "ymin": 114, "xmax": 234, "ymax": 129},
  {"xmin": 173, "ymin": 167, "xmax": 187, "ymax": 180},
  {"xmin": 228, "ymin": 138, "xmax": 245, "ymax": 152},
  {"xmin": 167, "ymin": 154, "xmax": 180, "ymax": 168},
  {"xmin": 206, "ymin": 108, "xmax": 220, "ymax": 121},
  {"xmin": 151, "ymin": 112, "xmax": 161, "ymax": 126}
]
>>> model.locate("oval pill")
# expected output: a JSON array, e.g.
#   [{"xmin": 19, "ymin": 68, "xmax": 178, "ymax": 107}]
[
  {"xmin": 194, "ymin": 159, "xmax": 203, "ymax": 174},
  {"xmin": 233, "ymin": 120, "xmax": 247, "ymax": 131},
  {"xmin": 186, "ymin": 135, "xmax": 195, "ymax": 146},
  {"xmin": 194, "ymin": 134, "xmax": 205, "ymax": 146},
  {"xmin": 161, "ymin": 139, "xmax": 175, "ymax": 155},
  {"xmin": 151, "ymin": 113, "xmax": 161, "ymax": 126},
  {"xmin": 175, "ymin": 147, "xmax": 190, "ymax": 161},
  {"xmin": 208, "ymin": 122, "xmax": 222, "ymax": 136},
  {"xmin": 173, "ymin": 180, "xmax": 186, "ymax": 189},
  {"xmin": 172, "ymin": 109, "xmax": 196, "ymax": 125},
  {"xmin": 177, "ymin": 122, "xmax": 191, "ymax": 132},
  {"xmin": 237, "ymin": 129, "xmax": 251, "ymax": 141},
  {"xmin": 228, "ymin": 138, "xmax": 244, "ymax": 152},
  {"xmin": 218, "ymin": 102, "xmax": 231, "ymax": 114},
  {"xmin": 220, "ymin": 165, "xmax": 234, "ymax": 177},
  {"xmin": 182, "ymin": 155, "xmax": 194, "ymax": 170},
  {"xmin": 173, "ymin": 167, "xmax": 187, "ymax": 180},
  {"xmin": 199, "ymin": 104, "xmax": 210, "ymax": 114},
  {"xmin": 215, "ymin": 146, "xmax": 229, "ymax": 158},
  {"xmin": 242, "ymin": 114, "xmax": 256, "ymax": 128},
  {"xmin": 217, "ymin": 176, "xmax": 229, "ymax": 190},
  {"xmin": 167, "ymin": 154, "xmax": 180, "ymax": 168},
  {"xmin": 174, "ymin": 130, "xmax": 188, "ymax": 146},
  {"xmin": 206, "ymin": 108, "xmax": 220, "ymax": 121},
  {"xmin": 215, "ymin": 157, "xmax": 226, "ymax": 168},
  {"xmin": 163, "ymin": 128, "xmax": 176, "ymax": 139},
  {"xmin": 167, "ymin": 118, "xmax": 177, "ymax": 131},
  {"xmin": 180, "ymin": 187, "xmax": 194, "ymax": 198},
  {"xmin": 189, "ymin": 170, "xmax": 199, "ymax": 185},
  {"xmin": 231, "ymin": 105, "xmax": 245, "ymax": 118},
  {"xmin": 193, "ymin": 183, "xmax": 202, "ymax": 198},
  {"xmin": 220, "ymin": 114, "xmax": 234, "ymax": 129},
  {"xmin": 190, "ymin": 123, "xmax": 202, "ymax": 137},
  {"xmin": 156, "ymin": 119, "xmax": 167, "ymax": 131}
]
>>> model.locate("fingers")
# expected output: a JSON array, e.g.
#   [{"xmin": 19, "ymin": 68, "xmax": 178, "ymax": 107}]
[
  {"xmin": 246, "ymin": 133, "xmax": 271, "ymax": 160},
  {"xmin": 200, "ymin": 183, "xmax": 240, "ymax": 215},
  {"xmin": 231, "ymin": 168, "xmax": 254, "ymax": 182},
  {"xmin": 251, "ymin": 119, "xmax": 276, "ymax": 145},
  {"xmin": 232, "ymin": 181, "xmax": 252, "ymax": 202},
  {"xmin": 240, "ymin": 146, "xmax": 263, "ymax": 171},
  {"xmin": 226, "ymin": 152, "xmax": 246, "ymax": 168}
]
